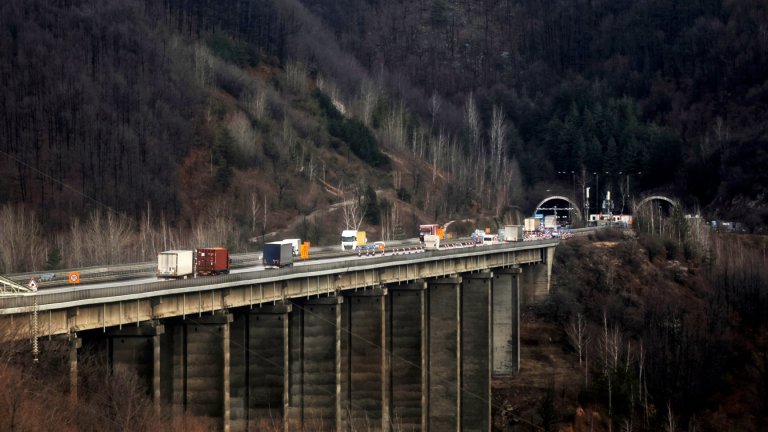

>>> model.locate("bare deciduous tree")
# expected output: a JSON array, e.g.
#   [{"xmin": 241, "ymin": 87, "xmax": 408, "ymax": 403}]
[
  {"xmin": 193, "ymin": 44, "xmax": 214, "ymax": 88},
  {"xmin": 251, "ymin": 192, "xmax": 264, "ymax": 234},
  {"xmin": 359, "ymin": 79, "xmax": 380, "ymax": 127},
  {"xmin": 285, "ymin": 61, "xmax": 307, "ymax": 93},
  {"xmin": 382, "ymin": 101, "xmax": 406, "ymax": 149},
  {"xmin": 0, "ymin": 203, "xmax": 44, "ymax": 273},
  {"xmin": 465, "ymin": 91, "xmax": 481, "ymax": 150},
  {"xmin": 243, "ymin": 86, "xmax": 267, "ymax": 121},
  {"xmin": 339, "ymin": 186, "xmax": 364, "ymax": 231},
  {"xmin": 489, "ymin": 104, "xmax": 507, "ymax": 181},
  {"xmin": 80, "ymin": 211, "xmax": 134, "ymax": 265},
  {"xmin": 665, "ymin": 401, "xmax": 677, "ymax": 432},
  {"xmin": 429, "ymin": 90, "xmax": 441, "ymax": 132},
  {"xmin": 228, "ymin": 111, "xmax": 260, "ymax": 161},
  {"xmin": 566, "ymin": 313, "xmax": 588, "ymax": 366}
]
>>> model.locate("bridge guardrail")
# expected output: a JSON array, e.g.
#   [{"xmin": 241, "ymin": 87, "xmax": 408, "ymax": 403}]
[{"xmin": 4, "ymin": 253, "xmax": 265, "ymax": 288}]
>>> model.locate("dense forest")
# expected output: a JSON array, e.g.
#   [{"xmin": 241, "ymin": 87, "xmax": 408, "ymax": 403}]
[
  {"xmin": 0, "ymin": 0, "xmax": 767, "ymax": 271},
  {"xmin": 299, "ymin": 0, "xmax": 768, "ymax": 209}
]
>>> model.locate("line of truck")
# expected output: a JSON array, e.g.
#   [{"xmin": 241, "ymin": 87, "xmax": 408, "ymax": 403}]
[
  {"xmin": 157, "ymin": 237, "xmax": 307, "ymax": 277},
  {"xmin": 157, "ymin": 248, "xmax": 230, "ymax": 279},
  {"xmin": 159, "ymin": 222, "xmax": 531, "ymax": 278}
]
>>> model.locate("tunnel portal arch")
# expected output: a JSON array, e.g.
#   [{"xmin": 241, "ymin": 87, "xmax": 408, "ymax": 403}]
[
  {"xmin": 633, "ymin": 195, "xmax": 679, "ymax": 214},
  {"xmin": 533, "ymin": 196, "xmax": 583, "ymax": 221}
]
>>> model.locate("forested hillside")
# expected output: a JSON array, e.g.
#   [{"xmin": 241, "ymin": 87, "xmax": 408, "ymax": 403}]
[
  {"xmin": 301, "ymin": 0, "xmax": 768, "ymax": 219},
  {"xmin": 1, "ymin": 0, "xmax": 767, "ymax": 273},
  {"xmin": 522, "ymin": 226, "xmax": 768, "ymax": 431},
  {"xmin": 0, "ymin": 0, "xmax": 202, "ymax": 225}
]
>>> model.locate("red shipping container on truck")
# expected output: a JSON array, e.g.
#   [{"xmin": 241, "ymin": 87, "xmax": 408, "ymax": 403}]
[{"xmin": 196, "ymin": 247, "xmax": 230, "ymax": 276}]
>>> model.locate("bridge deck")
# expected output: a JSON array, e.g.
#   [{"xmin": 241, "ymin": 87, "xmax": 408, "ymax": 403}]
[{"xmin": 0, "ymin": 240, "xmax": 558, "ymax": 337}]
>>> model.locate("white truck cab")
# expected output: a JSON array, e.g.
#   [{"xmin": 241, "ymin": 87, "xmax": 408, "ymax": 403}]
[
  {"xmin": 282, "ymin": 238, "xmax": 301, "ymax": 256},
  {"xmin": 341, "ymin": 230, "xmax": 357, "ymax": 250}
]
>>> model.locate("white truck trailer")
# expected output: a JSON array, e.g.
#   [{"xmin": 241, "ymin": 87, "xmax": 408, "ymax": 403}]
[{"xmin": 157, "ymin": 250, "xmax": 194, "ymax": 278}]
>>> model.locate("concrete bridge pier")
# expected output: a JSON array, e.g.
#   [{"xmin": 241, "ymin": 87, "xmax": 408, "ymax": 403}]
[
  {"xmin": 69, "ymin": 334, "xmax": 81, "ymax": 402},
  {"xmin": 162, "ymin": 313, "xmax": 233, "ymax": 429},
  {"xmin": 427, "ymin": 275, "xmax": 462, "ymax": 432},
  {"xmin": 387, "ymin": 281, "xmax": 427, "ymax": 431},
  {"xmin": 461, "ymin": 270, "xmax": 493, "ymax": 432},
  {"xmin": 492, "ymin": 267, "xmax": 522, "ymax": 376},
  {"xmin": 287, "ymin": 296, "xmax": 343, "ymax": 431},
  {"xmin": 520, "ymin": 249, "xmax": 554, "ymax": 304},
  {"xmin": 340, "ymin": 287, "xmax": 388, "ymax": 431},
  {"xmin": 105, "ymin": 324, "xmax": 165, "ymax": 412},
  {"xmin": 230, "ymin": 303, "xmax": 291, "ymax": 431},
  {"xmin": 37, "ymin": 336, "xmax": 81, "ymax": 401}
]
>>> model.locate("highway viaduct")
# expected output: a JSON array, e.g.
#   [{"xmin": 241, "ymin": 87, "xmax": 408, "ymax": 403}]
[{"xmin": 0, "ymin": 240, "xmax": 558, "ymax": 432}]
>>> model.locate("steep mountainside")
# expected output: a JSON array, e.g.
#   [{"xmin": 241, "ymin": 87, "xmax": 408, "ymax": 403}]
[
  {"xmin": 1, "ymin": 0, "xmax": 767, "ymax": 272},
  {"xmin": 298, "ymin": 0, "xmax": 768, "ymax": 222}
]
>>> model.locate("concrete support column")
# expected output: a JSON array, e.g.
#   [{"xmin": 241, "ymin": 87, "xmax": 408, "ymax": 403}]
[
  {"xmin": 388, "ymin": 281, "xmax": 427, "ymax": 431},
  {"xmin": 341, "ymin": 287, "xmax": 388, "ymax": 431},
  {"xmin": 164, "ymin": 322, "xmax": 184, "ymax": 416},
  {"xmin": 163, "ymin": 314, "xmax": 233, "ymax": 430},
  {"xmin": 154, "ymin": 330, "xmax": 162, "ymax": 414},
  {"xmin": 224, "ymin": 316, "xmax": 232, "ymax": 432},
  {"xmin": 107, "ymin": 324, "xmax": 165, "ymax": 409},
  {"xmin": 461, "ymin": 270, "xmax": 492, "ymax": 432},
  {"xmin": 427, "ymin": 275, "xmax": 462, "ymax": 432},
  {"xmin": 492, "ymin": 268, "xmax": 522, "ymax": 376},
  {"xmin": 69, "ymin": 334, "xmax": 81, "ymax": 402},
  {"xmin": 521, "ymin": 247, "xmax": 554, "ymax": 304},
  {"xmin": 288, "ymin": 296, "xmax": 343, "ymax": 431},
  {"xmin": 230, "ymin": 303, "xmax": 291, "ymax": 431}
]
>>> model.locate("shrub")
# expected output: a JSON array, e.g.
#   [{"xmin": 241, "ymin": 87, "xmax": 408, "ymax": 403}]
[
  {"xmin": 640, "ymin": 236, "xmax": 666, "ymax": 261},
  {"xmin": 313, "ymin": 90, "xmax": 388, "ymax": 167}
]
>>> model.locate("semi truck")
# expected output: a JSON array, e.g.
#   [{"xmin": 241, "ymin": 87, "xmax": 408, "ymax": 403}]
[
  {"xmin": 341, "ymin": 230, "xmax": 367, "ymax": 251},
  {"xmin": 282, "ymin": 238, "xmax": 301, "ymax": 256},
  {"xmin": 543, "ymin": 215, "xmax": 558, "ymax": 229},
  {"xmin": 419, "ymin": 224, "xmax": 445, "ymax": 243},
  {"xmin": 195, "ymin": 247, "xmax": 230, "ymax": 276},
  {"xmin": 423, "ymin": 234, "xmax": 440, "ymax": 250},
  {"xmin": 263, "ymin": 242, "xmax": 294, "ymax": 268},
  {"xmin": 502, "ymin": 225, "xmax": 524, "ymax": 241},
  {"xmin": 157, "ymin": 250, "xmax": 194, "ymax": 278},
  {"xmin": 524, "ymin": 217, "xmax": 541, "ymax": 232}
]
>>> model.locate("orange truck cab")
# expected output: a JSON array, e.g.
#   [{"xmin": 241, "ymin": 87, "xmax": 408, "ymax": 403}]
[{"xmin": 419, "ymin": 224, "xmax": 444, "ymax": 243}]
